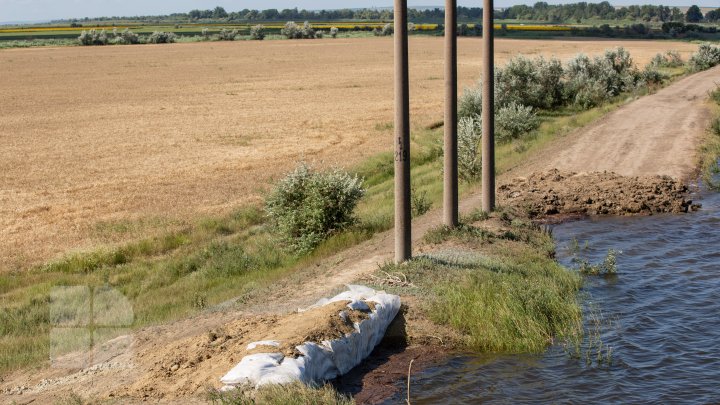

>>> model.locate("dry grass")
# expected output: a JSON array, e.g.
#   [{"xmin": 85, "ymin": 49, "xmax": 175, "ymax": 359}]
[{"xmin": 0, "ymin": 37, "xmax": 699, "ymax": 271}]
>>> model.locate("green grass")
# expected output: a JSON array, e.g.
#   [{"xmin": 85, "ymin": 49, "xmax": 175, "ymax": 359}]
[
  {"xmin": 207, "ymin": 383, "xmax": 354, "ymax": 405},
  {"xmin": 700, "ymin": 86, "xmax": 720, "ymax": 189},
  {"xmin": 375, "ymin": 208, "xmax": 582, "ymax": 353}
]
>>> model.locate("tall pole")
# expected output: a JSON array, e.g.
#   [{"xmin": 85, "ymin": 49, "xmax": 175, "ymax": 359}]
[
  {"xmin": 482, "ymin": 0, "xmax": 496, "ymax": 212},
  {"xmin": 394, "ymin": 0, "xmax": 412, "ymax": 263},
  {"xmin": 444, "ymin": 0, "xmax": 459, "ymax": 228}
]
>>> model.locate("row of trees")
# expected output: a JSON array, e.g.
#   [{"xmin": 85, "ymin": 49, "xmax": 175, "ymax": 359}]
[{"xmin": 60, "ymin": 4, "xmax": 720, "ymax": 25}]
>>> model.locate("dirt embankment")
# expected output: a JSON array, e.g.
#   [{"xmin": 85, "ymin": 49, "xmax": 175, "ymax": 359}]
[{"xmin": 499, "ymin": 170, "xmax": 700, "ymax": 220}]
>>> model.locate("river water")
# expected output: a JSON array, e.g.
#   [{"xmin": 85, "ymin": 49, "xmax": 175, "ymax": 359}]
[{"xmin": 385, "ymin": 182, "xmax": 720, "ymax": 404}]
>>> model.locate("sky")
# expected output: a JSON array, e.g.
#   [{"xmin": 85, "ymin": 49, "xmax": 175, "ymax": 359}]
[{"xmin": 0, "ymin": 0, "xmax": 716, "ymax": 23}]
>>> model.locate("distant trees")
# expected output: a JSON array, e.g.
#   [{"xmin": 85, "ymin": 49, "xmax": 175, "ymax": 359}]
[
  {"xmin": 706, "ymin": 8, "xmax": 720, "ymax": 22},
  {"xmin": 55, "ymin": 3, "xmax": 708, "ymax": 25},
  {"xmin": 686, "ymin": 5, "xmax": 703, "ymax": 23}
]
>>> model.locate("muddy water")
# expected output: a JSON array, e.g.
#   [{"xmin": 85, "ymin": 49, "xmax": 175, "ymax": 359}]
[{"xmin": 385, "ymin": 184, "xmax": 720, "ymax": 404}]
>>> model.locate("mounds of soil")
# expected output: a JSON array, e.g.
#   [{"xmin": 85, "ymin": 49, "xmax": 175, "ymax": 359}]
[
  {"xmin": 247, "ymin": 300, "xmax": 372, "ymax": 358},
  {"xmin": 499, "ymin": 169, "xmax": 700, "ymax": 220},
  {"xmin": 117, "ymin": 301, "xmax": 375, "ymax": 399}
]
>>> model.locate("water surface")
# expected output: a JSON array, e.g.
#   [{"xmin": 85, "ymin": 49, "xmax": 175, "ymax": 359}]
[{"xmin": 386, "ymin": 185, "xmax": 720, "ymax": 404}]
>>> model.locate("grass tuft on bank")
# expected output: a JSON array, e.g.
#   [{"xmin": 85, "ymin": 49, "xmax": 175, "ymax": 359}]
[
  {"xmin": 207, "ymin": 383, "xmax": 354, "ymax": 405},
  {"xmin": 374, "ymin": 208, "xmax": 582, "ymax": 353}
]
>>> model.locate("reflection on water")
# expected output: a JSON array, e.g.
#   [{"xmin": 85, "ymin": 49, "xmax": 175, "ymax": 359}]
[{"xmin": 386, "ymin": 183, "xmax": 720, "ymax": 404}]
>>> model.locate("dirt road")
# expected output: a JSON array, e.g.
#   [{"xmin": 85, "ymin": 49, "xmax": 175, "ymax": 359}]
[
  {"xmin": 2, "ymin": 54, "xmax": 719, "ymax": 404},
  {"xmin": 515, "ymin": 65, "xmax": 720, "ymax": 181}
]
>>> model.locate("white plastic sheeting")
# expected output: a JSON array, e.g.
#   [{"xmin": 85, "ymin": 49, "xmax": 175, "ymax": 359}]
[{"xmin": 220, "ymin": 285, "xmax": 401, "ymax": 389}]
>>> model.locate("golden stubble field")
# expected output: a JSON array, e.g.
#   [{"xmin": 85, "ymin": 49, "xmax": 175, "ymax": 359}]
[{"xmin": 0, "ymin": 37, "xmax": 698, "ymax": 271}]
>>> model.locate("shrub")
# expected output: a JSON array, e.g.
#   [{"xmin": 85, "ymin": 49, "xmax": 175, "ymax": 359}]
[
  {"xmin": 265, "ymin": 164, "xmax": 365, "ymax": 254},
  {"xmin": 217, "ymin": 28, "xmax": 239, "ymax": 41},
  {"xmin": 316, "ymin": 30, "xmax": 324, "ymax": 39},
  {"xmin": 458, "ymin": 85, "xmax": 483, "ymax": 119},
  {"xmin": 381, "ymin": 23, "xmax": 394, "ymax": 36},
  {"xmin": 78, "ymin": 29, "xmax": 108, "ymax": 46},
  {"xmin": 147, "ymin": 31, "xmax": 176, "ymax": 44},
  {"xmin": 688, "ymin": 43, "xmax": 720, "ymax": 72},
  {"xmin": 495, "ymin": 102, "xmax": 540, "ymax": 142},
  {"xmin": 113, "ymin": 28, "xmax": 139, "ymax": 45},
  {"xmin": 411, "ymin": 187, "xmax": 432, "ymax": 218},
  {"xmin": 250, "ymin": 25, "xmax": 265, "ymax": 40},
  {"xmin": 563, "ymin": 49, "xmax": 640, "ymax": 108},
  {"xmin": 330, "ymin": 27, "xmax": 339, "ymax": 38},
  {"xmin": 494, "ymin": 56, "xmax": 564, "ymax": 109},
  {"xmin": 640, "ymin": 66, "xmax": 667, "ymax": 86},
  {"xmin": 302, "ymin": 21, "xmax": 316, "ymax": 39},
  {"xmin": 458, "ymin": 117, "xmax": 483, "ymax": 182},
  {"xmin": 281, "ymin": 21, "xmax": 302, "ymax": 39},
  {"xmin": 650, "ymin": 50, "xmax": 684, "ymax": 68}
]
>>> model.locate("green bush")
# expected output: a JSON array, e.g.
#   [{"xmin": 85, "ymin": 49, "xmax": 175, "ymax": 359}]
[
  {"xmin": 458, "ymin": 85, "xmax": 483, "ymax": 119},
  {"xmin": 564, "ymin": 49, "xmax": 640, "ymax": 108},
  {"xmin": 281, "ymin": 21, "xmax": 302, "ymax": 39},
  {"xmin": 265, "ymin": 164, "xmax": 365, "ymax": 254},
  {"xmin": 113, "ymin": 28, "xmax": 139, "ymax": 45},
  {"xmin": 78, "ymin": 29, "xmax": 108, "ymax": 45},
  {"xmin": 640, "ymin": 66, "xmax": 667, "ymax": 86},
  {"xmin": 250, "ymin": 25, "xmax": 265, "ymax": 40},
  {"xmin": 649, "ymin": 50, "xmax": 684, "ymax": 68},
  {"xmin": 330, "ymin": 27, "xmax": 339, "ymax": 38},
  {"xmin": 281, "ymin": 21, "xmax": 317, "ymax": 39},
  {"xmin": 688, "ymin": 43, "xmax": 720, "ymax": 72},
  {"xmin": 496, "ymin": 102, "xmax": 540, "ymax": 142},
  {"xmin": 217, "ymin": 28, "xmax": 239, "ymax": 41},
  {"xmin": 458, "ymin": 117, "xmax": 483, "ymax": 182},
  {"xmin": 494, "ymin": 56, "xmax": 564, "ymax": 109},
  {"xmin": 302, "ymin": 21, "xmax": 316, "ymax": 38},
  {"xmin": 147, "ymin": 31, "xmax": 176, "ymax": 44}
]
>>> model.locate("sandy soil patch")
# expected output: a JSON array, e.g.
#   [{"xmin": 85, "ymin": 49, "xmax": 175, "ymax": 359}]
[{"xmin": 0, "ymin": 37, "xmax": 699, "ymax": 271}]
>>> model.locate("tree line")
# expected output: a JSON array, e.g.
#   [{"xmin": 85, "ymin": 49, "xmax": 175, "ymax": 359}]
[{"xmin": 58, "ymin": 3, "xmax": 720, "ymax": 25}]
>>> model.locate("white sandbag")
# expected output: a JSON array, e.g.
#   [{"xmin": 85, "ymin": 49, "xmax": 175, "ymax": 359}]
[{"xmin": 220, "ymin": 285, "xmax": 401, "ymax": 390}]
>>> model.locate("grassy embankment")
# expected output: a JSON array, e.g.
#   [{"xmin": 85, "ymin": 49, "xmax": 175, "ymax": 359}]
[
  {"xmin": 700, "ymin": 86, "xmax": 720, "ymax": 187},
  {"xmin": 0, "ymin": 65, "xmax": 686, "ymax": 379}
]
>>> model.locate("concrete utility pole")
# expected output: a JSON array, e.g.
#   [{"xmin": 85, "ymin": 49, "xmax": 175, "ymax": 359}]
[
  {"xmin": 394, "ymin": 0, "xmax": 412, "ymax": 263},
  {"xmin": 482, "ymin": 0, "xmax": 496, "ymax": 212},
  {"xmin": 444, "ymin": 0, "xmax": 459, "ymax": 228}
]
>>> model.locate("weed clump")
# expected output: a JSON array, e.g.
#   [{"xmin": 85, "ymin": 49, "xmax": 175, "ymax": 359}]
[{"xmin": 265, "ymin": 164, "xmax": 365, "ymax": 254}]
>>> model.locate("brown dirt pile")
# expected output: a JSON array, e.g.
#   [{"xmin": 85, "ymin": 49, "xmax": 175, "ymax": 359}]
[
  {"xmin": 499, "ymin": 169, "xmax": 699, "ymax": 219},
  {"xmin": 115, "ymin": 301, "xmax": 372, "ymax": 399}
]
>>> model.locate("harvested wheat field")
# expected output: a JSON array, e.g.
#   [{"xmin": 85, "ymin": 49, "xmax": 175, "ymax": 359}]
[{"xmin": 0, "ymin": 37, "xmax": 698, "ymax": 271}]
